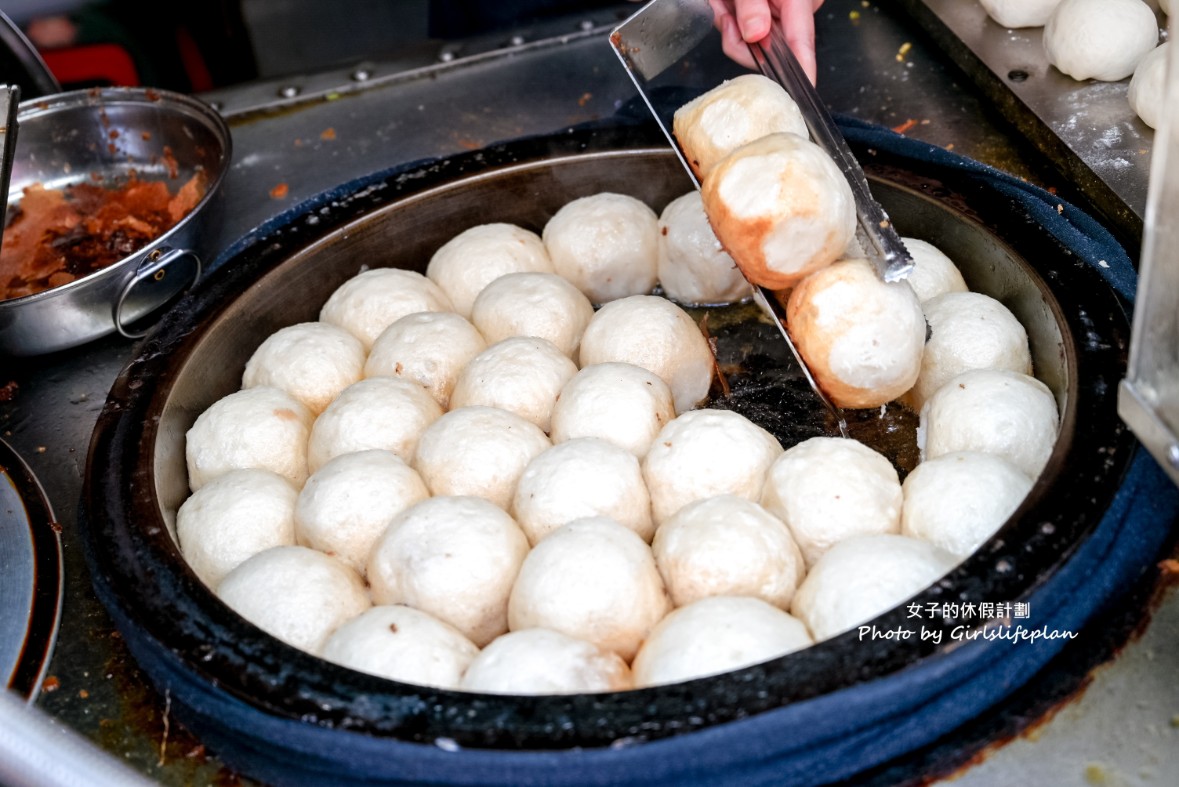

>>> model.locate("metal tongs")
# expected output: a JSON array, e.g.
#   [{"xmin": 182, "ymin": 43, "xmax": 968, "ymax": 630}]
[
  {"xmin": 610, "ymin": 0, "xmax": 911, "ymax": 417},
  {"xmin": 749, "ymin": 22, "xmax": 913, "ymax": 283},
  {"xmin": 610, "ymin": 0, "xmax": 912, "ymax": 282}
]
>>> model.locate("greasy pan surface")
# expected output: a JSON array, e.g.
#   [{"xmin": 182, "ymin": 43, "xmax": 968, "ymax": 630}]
[{"xmin": 83, "ymin": 131, "xmax": 1132, "ymax": 750}]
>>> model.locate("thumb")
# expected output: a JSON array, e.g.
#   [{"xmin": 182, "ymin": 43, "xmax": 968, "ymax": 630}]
[{"xmin": 733, "ymin": 0, "xmax": 772, "ymax": 42}]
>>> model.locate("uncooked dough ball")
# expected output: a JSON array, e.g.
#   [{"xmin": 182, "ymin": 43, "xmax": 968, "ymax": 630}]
[
  {"xmin": 364, "ymin": 311, "xmax": 487, "ymax": 409},
  {"xmin": 791, "ymin": 534, "xmax": 957, "ymax": 641},
  {"xmin": 1043, "ymin": 0, "xmax": 1158, "ymax": 82},
  {"xmin": 294, "ymin": 450, "xmax": 429, "ymax": 574},
  {"xmin": 413, "ymin": 406, "xmax": 551, "ymax": 509},
  {"xmin": 460, "ymin": 628, "xmax": 633, "ymax": 695},
  {"xmin": 542, "ymin": 192, "xmax": 659, "ymax": 304},
  {"xmin": 320, "ymin": 605, "xmax": 478, "ymax": 690},
  {"xmin": 786, "ymin": 258, "xmax": 927, "ymax": 409},
  {"xmin": 320, "ymin": 268, "xmax": 453, "ymax": 350},
  {"xmin": 425, "ymin": 223, "xmax": 554, "ymax": 318},
  {"xmin": 508, "ymin": 517, "xmax": 671, "ymax": 661},
  {"xmin": 901, "ymin": 237, "xmax": 968, "ymax": 304},
  {"xmin": 980, "ymin": 0, "xmax": 1061, "ymax": 28},
  {"xmin": 642, "ymin": 408, "xmax": 783, "ymax": 524},
  {"xmin": 578, "ymin": 295, "xmax": 714, "ymax": 414},
  {"xmin": 761, "ymin": 436, "xmax": 902, "ymax": 568},
  {"xmin": 470, "ymin": 272, "xmax": 594, "ymax": 358},
  {"xmin": 652, "ymin": 495, "xmax": 804, "ymax": 609},
  {"xmin": 177, "ymin": 468, "xmax": 297, "ymax": 590},
  {"xmin": 368, "ymin": 496, "xmax": 530, "ymax": 646},
  {"xmin": 512, "ymin": 438, "xmax": 653, "ymax": 545},
  {"xmin": 449, "ymin": 337, "xmax": 578, "ymax": 433},
  {"xmin": 672, "ymin": 74, "xmax": 809, "ymax": 180},
  {"xmin": 216, "ymin": 545, "xmax": 370, "ymax": 653},
  {"xmin": 657, "ymin": 191, "xmax": 750, "ymax": 306},
  {"xmin": 186, "ymin": 386, "xmax": 313, "ymax": 491},
  {"xmin": 906, "ymin": 291, "xmax": 1032, "ymax": 411},
  {"xmin": 902, "ymin": 451, "xmax": 1034, "ymax": 559},
  {"xmin": 918, "ymin": 369, "xmax": 1059, "ymax": 478},
  {"xmin": 632, "ymin": 596, "xmax": 813, "ymax": 687},
  {"xmin": 242, "ymin": 322, "xmax": 366, "ymax": 415},
  {"xmin": 306, "ymin": 377, "xmax": 442, "ymax": 473},
  {"xmin": 549, "ymin": 362, "xmax": 676, "ymax": 457},
  {"xmin": 700, "ymin": 132, "xmax": 855, "ymax": 290},
  {"xmin": 1129, "ymin": 42, "xmax": 1169, "ymax": 129}
]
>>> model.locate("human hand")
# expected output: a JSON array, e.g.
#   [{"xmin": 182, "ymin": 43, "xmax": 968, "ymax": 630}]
[{"xmin": 709, "ymin": 0, "xmax": 825, "ymax": 84}]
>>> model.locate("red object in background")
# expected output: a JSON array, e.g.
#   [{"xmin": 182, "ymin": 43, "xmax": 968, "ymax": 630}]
[
  {"xmin": 38, "ymin": 27, "xmax": 214, "ymax": 92},
  {"xmin": 41, "ymin": 42, "xmax": 139, "ymax": 87},
  {"xmin": 175, "ymin": 27, "xmax": 212, "ymax": 93}
]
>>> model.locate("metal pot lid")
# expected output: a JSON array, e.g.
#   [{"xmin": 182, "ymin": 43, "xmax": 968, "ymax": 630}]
[{"xmin": 0, "ymin": 437, "xmax": 62, "ymax": 699}]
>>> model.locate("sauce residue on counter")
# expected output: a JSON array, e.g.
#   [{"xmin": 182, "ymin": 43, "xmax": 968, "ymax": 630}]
[{"xmin": 0, "ymin": 173, "xmax": 204, "ymax": 300}]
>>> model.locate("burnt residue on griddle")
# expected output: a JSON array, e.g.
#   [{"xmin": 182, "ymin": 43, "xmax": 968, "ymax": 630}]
[{"xmin": 690, "ymin": 299, "xmax": 920, "ymax": 479}]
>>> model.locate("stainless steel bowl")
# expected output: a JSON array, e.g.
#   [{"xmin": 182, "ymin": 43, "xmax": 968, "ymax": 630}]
[{"xmin": 0, "ymin": 87, "xmax": 231, "ymax": 356}]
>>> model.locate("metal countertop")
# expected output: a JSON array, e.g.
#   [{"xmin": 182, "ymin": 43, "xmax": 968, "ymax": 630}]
[
  {"xmin": 1, "ymin": 1, "xmax": 1175, "ymax": 784},
  {"xmin": 899, "ymin": 0, "xmax": 1167, "ymax": 247}
]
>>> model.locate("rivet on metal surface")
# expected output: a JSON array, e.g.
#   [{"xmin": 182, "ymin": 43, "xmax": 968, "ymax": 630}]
[
  {"xmin": 510, "ymin": 35, "xmax": 526, "ymax": 46},
  {"xmin": 439, "ymin": 50, "xmax": 456, "ymax": 63},
  {"xmin": 1007, "ymin": 70, "xmax": 1029, "ymax": 83},
  {"xmin": 208, "ymin": 100, "xmax": 224, "ymax": 112},
  {"xmin": 278, "ymin": 85, "xmax": 300, "ymax": 99},
  {"xmin": 351, "ymin": 68, "xmax": 372, "ymax": 82},
  {"xmin": 579, "ymin": 19, "xmax": 594, "ymax": 31},
  {"xmin": 153, "ymin": 269, "xmax": 166, "ymax": 282},
  {"xmin": 148, "ymin": 249, "xmax": 163, "ymax": 262},
  {"xmin": 1167, "ymin": 444, "xmax": 1179, "ymax": 469}
]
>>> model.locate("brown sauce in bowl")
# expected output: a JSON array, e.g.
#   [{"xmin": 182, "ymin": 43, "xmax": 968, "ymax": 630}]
[{"xmin": 0, "ymin": 173, "xmax": 204, "ymax": 300}]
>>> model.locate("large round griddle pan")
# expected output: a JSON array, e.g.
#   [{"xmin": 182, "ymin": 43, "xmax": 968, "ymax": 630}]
[{"xmin": 80, "ymin": 130, "xmax": 1139, "ymax": 784}]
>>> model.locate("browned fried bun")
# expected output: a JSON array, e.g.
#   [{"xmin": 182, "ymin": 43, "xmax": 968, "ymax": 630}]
[
  {"xmin": 700, "ymin": 133, "xmax": 855, "ymax": 290},
  {"xmin": 785, "ymin": 258, "xmax": 925, "ymax": 409},
  {"xmin": 673, "ymin": 74, "xmax": 809, "ymax": 180}
]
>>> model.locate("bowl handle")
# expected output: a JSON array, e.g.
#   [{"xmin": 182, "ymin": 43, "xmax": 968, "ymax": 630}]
[{"xmin": 112, "ymin": 247, "xmax": 203, "ymax": 340}]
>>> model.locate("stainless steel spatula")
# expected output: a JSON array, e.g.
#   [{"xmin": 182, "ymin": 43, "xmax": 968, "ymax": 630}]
[
  {"xmin": 610, "ymin": 0, "xmax": 914, "ymax": 419},
  {"xmin": 610, "ymin": 0, "xmax": 912, "ymax": 281},
  {"xmin": 609, "ymin": 0, "xmax": 834, "ymax": 414}
]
